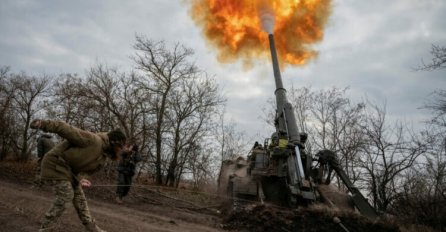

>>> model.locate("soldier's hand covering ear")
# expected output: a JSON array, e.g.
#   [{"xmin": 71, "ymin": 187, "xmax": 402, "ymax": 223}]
[{"xmin": 30, "ymin": 119, "xmax": 42, "ymax": 129}]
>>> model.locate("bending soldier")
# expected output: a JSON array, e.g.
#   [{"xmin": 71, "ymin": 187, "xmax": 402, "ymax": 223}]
[
  {"xmin": 116, "ymin": 144, "xmax": 141, "ymax": 203},
  {"xmin": 30, "ymin": 119, "xmax": 127, "ymax": 232}
]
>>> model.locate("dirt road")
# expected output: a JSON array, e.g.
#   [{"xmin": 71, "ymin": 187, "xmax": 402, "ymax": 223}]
[{"xmin": 0, "ymin": 179, "xmax": 223, "ymax": 232}]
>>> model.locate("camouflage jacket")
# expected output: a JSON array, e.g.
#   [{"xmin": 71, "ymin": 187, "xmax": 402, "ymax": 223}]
[{"xmin": 39, "ymin": 120, "xmax": 110, "ymax": 183}]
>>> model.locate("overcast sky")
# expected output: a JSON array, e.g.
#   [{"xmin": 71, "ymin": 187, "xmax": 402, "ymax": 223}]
[{"xmin": 1, "ymin": 0, "xmax": 445, "ymax": 138}]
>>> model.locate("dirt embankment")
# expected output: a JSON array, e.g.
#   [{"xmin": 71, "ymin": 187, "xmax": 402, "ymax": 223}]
[
  {"xmin": 222, "ymin": 204, "xmax": 400, "ymax": 232},
  {"xmin": 0, "ymin": 161, "xmax": 428, "ymax": 232},
  {"xmin": 0, "ymin": 161, "xmax": 223, "ymax": 232}
]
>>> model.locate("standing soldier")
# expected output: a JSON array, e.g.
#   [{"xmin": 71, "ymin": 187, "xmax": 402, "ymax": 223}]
[
  {"xmin": 116, "ymin": 144, "xmax": 141, "ymax": 204},
  {"xmin": 30, "ymin": 119, "xmax": 127, "ymax": 232},
  {"xmin": 38, "ymin": 134, "xmax": 55, "ymax": 157},
  {"xmin": 34, "ymin": 134, "xmax": 55, "ymax": 185}
]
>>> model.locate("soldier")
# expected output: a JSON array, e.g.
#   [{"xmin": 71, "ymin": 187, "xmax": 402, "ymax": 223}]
[
  {"xmin": 30, "ymin": 119, "xmax": 127, "ymax": 232},
  {"xmin": 38, "ymin": 134, "xmax": 55, "ymax": 157},
  {"xmin": 34, "ymin": 134, "xmax": 55, "ymax": 185},
  {"xmin": 116, "ymin": 144, "xmax": 141, "ymax": 204}
]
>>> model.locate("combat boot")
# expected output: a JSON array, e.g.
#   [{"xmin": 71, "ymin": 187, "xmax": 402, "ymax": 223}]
[{"xmin": 84, "ymin": 220, "xmax": 107, "ymax": 232}]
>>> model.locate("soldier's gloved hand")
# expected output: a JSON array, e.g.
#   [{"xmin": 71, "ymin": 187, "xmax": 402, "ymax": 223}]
[
  {"xmin": 30, "ymin": 119, "xmax": 43, "ymax": 129},
  {"xmin": 79, "ymin": 178, "xmax": 92, "ymax": 188}
]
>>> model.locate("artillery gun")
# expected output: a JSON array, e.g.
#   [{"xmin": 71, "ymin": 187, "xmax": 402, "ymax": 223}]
[{"xmin": 219, "ymin": 30, "xmax": 378, "ymax": 219}]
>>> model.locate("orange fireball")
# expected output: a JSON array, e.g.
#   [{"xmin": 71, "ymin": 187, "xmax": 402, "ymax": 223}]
[{"xmin": 189, "ymin": 0, "xmax": 332, "ymax": 68}]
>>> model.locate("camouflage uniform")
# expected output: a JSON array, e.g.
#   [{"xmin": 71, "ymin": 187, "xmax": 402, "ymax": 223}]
[
  {"xmin": 31, "ymin": 120, "xmax": 125, "ymax": 232},
  {"xmin": 40, "ymin": 180, "xmax": 92, "ymax": 228}
]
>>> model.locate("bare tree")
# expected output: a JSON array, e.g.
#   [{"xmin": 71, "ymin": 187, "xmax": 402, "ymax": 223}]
[
  {"xmin": 392, "ymin": 128, "xmax": 445, "ymax": 230},
  {"xmin": 165, "ymin": 75, "xmax": 224, "ymax": 187},
  {"xmin": 8, "ymin": 72, "xmax": 51, "ymax": 160},
  {"xmin": 424, "ymin": 90, "xmax": 446, "ymax": 129},
  {"xmin": 48, "ymin": 66, "xmax": 156, "ymax": 177},
  {"xmin": 360, "ymin": 102, "xmax": 427, "ymax": 212},
  {"xmin": 215, "ymin": 108, "xmax": 250, "ymax": 193},
  {"xmin": 133, "ymin": 35, "xmax": 201, "ymax": 185},
  {"xmin": 423, "ymin": 90, "xmax": 446, "ymax": 201},
  {"xmin": 186, "ymin": 142, "xmax": 218, "ymax": 190},
  {"xmin": 81, "ymin": 65, "xmax": 153, "ymax": 138},
  {"xmin": 416, "ymin": 44, "xmax": 446, "ymax": 71},
  {"xmin": 288, "ymin": 86, "xmax": 314, "ymax": 135},
  {"xmin": 286, "ymin": 86, "xmax": 367, "ymax": 185},
  {"xmin": 0, "ymin": 66, "xmax": 17, "ymax": 160},
  {"xmin": 47, "ymin": 74, "xmax": 87, "ymax": 126},
  {"xmin": 215, "ymin": 107, "xmax": 250, "ymax": 162},
  {"xmin": 391, "ymin": 90, "xmax": 446, "ymax": 230}
]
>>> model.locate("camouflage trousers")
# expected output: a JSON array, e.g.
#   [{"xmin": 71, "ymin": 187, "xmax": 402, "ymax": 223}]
[{"xmin": 40, "ymin": 180, "xmax": 93, "ymax": 229}]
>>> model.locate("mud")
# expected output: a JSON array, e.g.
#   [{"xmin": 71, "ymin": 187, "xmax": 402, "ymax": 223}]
[{"xmin": 222, "ymin": 204, "xmax": 400, "ymax": 232}]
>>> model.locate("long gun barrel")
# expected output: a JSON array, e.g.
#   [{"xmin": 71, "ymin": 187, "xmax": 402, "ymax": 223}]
[
  {"xmin": 267, "ymin": 33, "xmax": 307, "ymax": 183},
  {"xmin": 267, "ymin": 34, "xmax": 301, "ymax": 146}
]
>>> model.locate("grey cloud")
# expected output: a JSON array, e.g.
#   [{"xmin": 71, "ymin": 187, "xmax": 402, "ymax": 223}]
[{"xmin": 0, "ymin": 0, "xmax": 445, "ymax": 137}]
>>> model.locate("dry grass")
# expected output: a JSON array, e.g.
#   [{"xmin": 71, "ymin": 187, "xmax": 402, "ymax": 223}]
[{"xmin": 0, "ymin": 160, "xmax": 37, "ymax": 183}]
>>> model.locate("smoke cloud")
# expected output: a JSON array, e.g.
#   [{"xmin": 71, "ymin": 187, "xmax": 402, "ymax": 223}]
[{"xmin": 260, "ymin": 11, "xmax": 275, "ymax": 34}]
